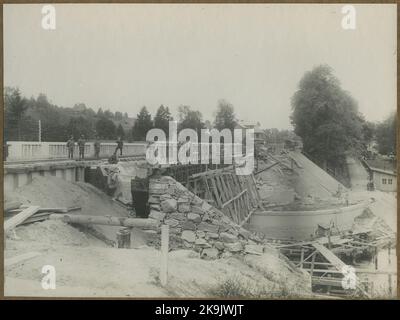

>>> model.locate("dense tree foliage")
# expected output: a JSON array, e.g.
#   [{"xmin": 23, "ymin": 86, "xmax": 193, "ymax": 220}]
[
  {"xmin": 4, "ymin": 87, "xmax": 134, "ymax": 142},
  {"xmin": 291, "ymin": 65, "xmax": 366, "ymax": 169},
  {"xmin": 116, "ymin": 124, "xmax": 125, "ymax": 140},
  {"xmin": 95, "ymin": 117, "xmax": 116, "ymax": 139},
  {"xmin": 214, "ymin": 100, "xmax": 237, "ymax": 131},
  {"xmin": 4, "ymin": 88, "xmax": 28, "ymax": 140},
  {"xmin": 177, "ymin": 105, "xmax": 205, "ymax": 135},
  {"xmin": 376, "ymin": 113, "xmax": 396, "ymax": 156},
  {"xmin": 154, "ymin": 105, "xmax": 173, "ymax": 136},
  {"xmin": 132, "ymin": 106, "xmax": 153, "ymax": 141}
]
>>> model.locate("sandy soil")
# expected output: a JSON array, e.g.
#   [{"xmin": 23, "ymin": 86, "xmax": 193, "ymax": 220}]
[
  {"xmin": 5, "ymin": 176, "xmax": 139, "ymax": 244},
  {"xmin": 4, "ymin": 176, "xmax": 311, "ymax": 298},
  {"xmin": 5, "ymin": 220, "xmax": 310, "ymax": 298}
]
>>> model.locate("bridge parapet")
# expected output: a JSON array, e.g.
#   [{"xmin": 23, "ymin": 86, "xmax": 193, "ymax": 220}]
[{"xmin": 6, "ymin": 141, "xmax": 148, "ymax": 161}]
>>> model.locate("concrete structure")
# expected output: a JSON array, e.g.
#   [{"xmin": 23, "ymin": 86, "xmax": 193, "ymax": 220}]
[
  {"xmin": 3, "ymin": 156, "xmax": 147, "ymax": 195},
  {"xmin": 4, "ymin": 160, "xmax": 86, "ymax": 195},
  {"xmin": 6, "ymin": 141, "xmax": 147, "ymax": 162}
]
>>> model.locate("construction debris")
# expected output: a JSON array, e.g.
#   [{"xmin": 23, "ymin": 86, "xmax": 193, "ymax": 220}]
[
  {"xmin": 147, "ymin": 175, "xmax": 267, "ymax": 258},
  {"xmin": 4, "ymin": 206, "xmax": 41, "ymax": 232}
]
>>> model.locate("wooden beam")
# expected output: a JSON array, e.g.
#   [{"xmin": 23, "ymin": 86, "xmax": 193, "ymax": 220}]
[
  {"xmin": 4, "ymin": 206, "xmax": 41, "ymax": 232},
  {"xmin": 221, "ymin": 189, "xmax": 247, "ymax": 208},
  {"xmin": 4, "ymin": 201, "xmax": 23, "ymax": 212},
  {"xmin": 50, "ymin": 214, "xmax": 160, "ymax": 229},
  {"xmin": 254, "ymin": 161, "xmax": 280, "ymax": 175}
]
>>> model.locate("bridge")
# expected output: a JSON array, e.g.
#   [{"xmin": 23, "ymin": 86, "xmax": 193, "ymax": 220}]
[{"xmin": 4, "ymin": 140, "xmax": 249, "ymax": 196}]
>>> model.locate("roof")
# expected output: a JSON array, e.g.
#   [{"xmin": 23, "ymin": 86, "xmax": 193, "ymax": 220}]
[
  {"xmin": 364, "ymin": 159, "xmax": 397, "ymax": 176},
  {"xmin": 369, "ymin": 167, "xmax": 397, "ymax": 177}
]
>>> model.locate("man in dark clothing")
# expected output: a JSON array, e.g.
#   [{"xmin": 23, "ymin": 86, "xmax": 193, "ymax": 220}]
[
  {"xmin": 94, "ymin": 137, "xmax": 101, "ymax": 159},
  {"xmin": 115, "ymin": 137, "xmax": 124, "ymax": 156},
  {"xmin": 77, "ymin": 135, "xmax": 85, "ymax": 160},
  {"xmin": 131, "ymin": 176, "xmax": 149, "ymax": 218},
  {"xmin": 108, "ymin": 151, "xmax": 119, "ymax": 164},
  {"xmin": 66, "ymin": 136, "xmax": 75, "ymax": 159},
  {"xmin": 131, "ymin": 164, "xmax": 151, "ymax": 218}
]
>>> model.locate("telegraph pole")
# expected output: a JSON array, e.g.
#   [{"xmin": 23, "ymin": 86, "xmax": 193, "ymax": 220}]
[{"xmin": 38, "ymin": 120, "xmax": 42, "ymax": 142}]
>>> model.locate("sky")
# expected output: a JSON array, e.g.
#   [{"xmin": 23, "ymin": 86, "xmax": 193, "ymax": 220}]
[{"xmin": 4, "ymin": 4, "xmax": 397, "ymax": 129}]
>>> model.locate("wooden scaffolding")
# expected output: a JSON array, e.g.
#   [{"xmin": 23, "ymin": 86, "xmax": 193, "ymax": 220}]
[{"xmin": 187, "ymin": 166, "xmax": 262, "ymax": 225}]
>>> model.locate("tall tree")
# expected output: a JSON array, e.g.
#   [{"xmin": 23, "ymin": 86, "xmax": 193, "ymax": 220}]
[
  {"xmin": 376, "ymin": 112, "xmax": 396, "ymax": 155},
  {"xmin": 154, "ymin": 105, "xmax": 173, "ymax": 136},
  {"xmin": 178, "ymin": 105, "xmax": 205, "ymax": 135},
  {"xmin": 97, "ymin": 108, "xmax": 104, "ymax": 118},
  {"xmin": 291, "ymin": 65, "xmax": 365, "ymax": 169},
  {"xmin": 4, "ymin": 87, "xmax": 28, "ymax": 140},
  {"xmin": 116, "ymin": 124, "xmax": 125, "ymax": 140},
  {"xmin": 68, "ymin": 116, "xmax": 95, "ymax": 140},
  {"xmin": 214, "ymin": 99, "xmax": 237, "ymax": 131},
  {"xmin": 132, "ymin": 106, "xmax": 153, "ymax": 141},
  {"xmin": 95, "ymin": 117, "xmax": 116, "ymax": 139}
]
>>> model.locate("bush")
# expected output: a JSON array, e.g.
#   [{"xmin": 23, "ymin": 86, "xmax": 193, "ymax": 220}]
[{"xmin": 208, "ymin": 275, "xmax": 291, "ymax": 299}]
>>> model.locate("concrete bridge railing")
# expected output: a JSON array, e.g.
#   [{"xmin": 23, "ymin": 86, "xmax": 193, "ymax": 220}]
[{"xmin": 6, "ymin": 141, "xmax": 148, "ymax": 161}]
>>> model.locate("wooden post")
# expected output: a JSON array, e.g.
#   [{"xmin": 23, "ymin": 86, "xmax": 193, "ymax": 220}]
[
  {"xmin": 300, "ymin": 248, "xmax": 304, "ymax": 269},
  {"xmin": 374, "ymin": 246, "xmax": 378, "ymax": 270},
  {"xmin": 310, "ymin": 252, "xmax": 316, "ymax": 277},
  {"xmin": 388, "ymin": 244, "xmax": 391, "ymax": 265},
  {"xmin": 160, "ymin": 224, "xmax": 169, "ymax": 286},
  {"xmin": 388, "ymin": 274, "xmax": 393, "ymax": 296},
  {"xmin": 116, "ymin": 228, "xmax": 131, "ymax": 248},
  {"xmin": 327, "ymin": 229, "xmax": 332, "ymax": 250}
]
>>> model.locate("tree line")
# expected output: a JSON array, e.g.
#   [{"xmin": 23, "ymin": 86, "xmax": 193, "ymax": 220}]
[{"xmin": 3, "ymin": 87, "xmax": 238, "ymax": 143}]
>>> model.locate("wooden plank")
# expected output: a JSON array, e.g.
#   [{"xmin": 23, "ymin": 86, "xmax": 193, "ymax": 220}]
[
  {"xmin": 160, "ymin": 225, "xmax": 169, "ymax": 286},
  {"xmin": 225, "ymin": 173, "xmax": 238, "ymax": 222},
  {"xmin": 20, "ymin": 205, "xmax": 81, "ymax": 213},
  {"xmin": 312, "ymin": 242, "xmax": 371, "ymax": 298},
  {"xmin": 254, "ymin": 161, "xmax": 280, "ymax": 175},
  {"xmin": 221, "ymin": 189, "xmax": 247, "ymax": 208},
  {"xmin": 312, "ymin": 243, "xmax": 346, "ymax": 270},
  {"xmin": 190, "ymin": 166, "xmax": 234, "ymax": 178},
  {"xmin": 4, "ymin": 252, "xmax": 41, "ymax": 267},
  {"xmin": 215, "ymin": 175, "xmax": 233, "ymax": 219},
  {"xmin": 221, "ymin": 174, "xmax": 237, "ymax": 222},
  {"xmin": 209, "ymin": 177, "xmax": 223, "ymax": 208},
  {"xmin": 202, "ymin": 176, "xmax": 212, "ymax": 201},
  {"xmin": 4, "ymin": 201, "xmax": 22, "ymax": 212},
  {"xmin": 4, "ymin": 206, "xmax": 41, "ymax": 232}
]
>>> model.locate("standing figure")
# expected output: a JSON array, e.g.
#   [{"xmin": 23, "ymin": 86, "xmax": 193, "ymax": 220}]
[
  {"xmin": 94, "ymin": 137, "xmax": 101, "ymax": 159},
  {"xmin": 131, "ymin": 164, "xmax": 150, "ymax": 218},
  {"xmin": 77, "ymin": 135, "xmax": 86, "ymax": 160},
  {"xmin": 115, "ymin": 137, "xmax": 124, "ymax": 156},
  {"xmin": 66, "ymin": 136, "xmax": 75, "ymax": 159}
]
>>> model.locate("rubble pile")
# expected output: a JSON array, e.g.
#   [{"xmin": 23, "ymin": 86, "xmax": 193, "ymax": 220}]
[{"xmin": 147, "ymin": 176, "xmax": 266, "ymax": 259}]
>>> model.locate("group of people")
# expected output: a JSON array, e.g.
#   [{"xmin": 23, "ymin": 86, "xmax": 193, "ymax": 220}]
[{"xmin": 66, "ymin": 136, "xmax": 124, "ymax": 160}]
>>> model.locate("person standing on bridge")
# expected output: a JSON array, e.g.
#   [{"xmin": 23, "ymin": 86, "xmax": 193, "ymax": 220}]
[
  {"xmin": 66, "ymin": 136, "xmax": 75, "ymax": 159},
  {"xmin": 115, "ymin": 137, "xmax": 124, "ymax": 156},
  {"xmin": 94, "ymin": 137, "xmax": 101, "ymax": 159},
  {"xmin": 77, "ymin": 135, "xmax": 86, "ymax": 160}
]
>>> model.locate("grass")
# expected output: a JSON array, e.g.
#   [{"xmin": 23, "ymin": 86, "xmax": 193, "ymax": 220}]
[{"xmin": 208, "ymin": 274, "xmax": 292, "ymax": 299}]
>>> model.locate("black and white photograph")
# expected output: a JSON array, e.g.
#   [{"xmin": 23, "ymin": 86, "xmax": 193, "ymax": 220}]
[{"xmin": 2, "ymin": 3, "xmax": 397, "ymax": 299}]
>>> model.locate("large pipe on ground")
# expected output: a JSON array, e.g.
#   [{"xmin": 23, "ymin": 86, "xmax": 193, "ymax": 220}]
[{"xmin": 49, "ymin": 214, "xmax": 160, "ymax": 230}]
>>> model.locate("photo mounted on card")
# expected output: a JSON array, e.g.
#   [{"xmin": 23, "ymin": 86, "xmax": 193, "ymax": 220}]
[{"xmin": 2, "ymin": 3, "xmax": 397, "ymax": 300}]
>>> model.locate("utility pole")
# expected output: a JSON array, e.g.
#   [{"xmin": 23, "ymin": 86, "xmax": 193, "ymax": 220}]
[{"xmin": 38, "ymin": 120, "xmax": 42, "ymax": 142}]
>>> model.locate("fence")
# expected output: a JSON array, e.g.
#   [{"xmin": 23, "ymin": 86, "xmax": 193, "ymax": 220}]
[
  {"xmin": 6, "ymin": 141, "xmax": 148, "ymax": 161},
  {"xmin": 6, "ymin": 141, "xmax": 250, "ymax": 163}
]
